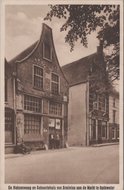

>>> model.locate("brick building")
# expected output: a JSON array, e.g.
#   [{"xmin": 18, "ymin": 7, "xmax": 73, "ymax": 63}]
[
  {"xmin": 62, "ymin": 43, "xmax": 113, "ymax": 146},
  {"xmin": 5, "ymin": 24, "xmax": 68, "ymax": 153}
]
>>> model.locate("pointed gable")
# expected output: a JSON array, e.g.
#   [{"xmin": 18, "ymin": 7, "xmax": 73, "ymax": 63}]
[{"xmin": 7, "ymin": 23, "xmax": 68, "ymax": 97}]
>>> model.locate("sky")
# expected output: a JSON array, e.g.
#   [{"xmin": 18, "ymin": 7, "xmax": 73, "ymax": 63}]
[{"xmin": 5, "ymin": 5, "xmax": 100, "ymax": 66}]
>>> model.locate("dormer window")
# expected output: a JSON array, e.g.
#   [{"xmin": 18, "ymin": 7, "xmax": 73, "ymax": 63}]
[{"xmin": 43, "ymin": 41, "xmax": 52, "ymax": 61}]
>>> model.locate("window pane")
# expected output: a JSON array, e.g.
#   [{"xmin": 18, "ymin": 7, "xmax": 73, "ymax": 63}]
[
  {"xmin": 51, "ymin": 73, "xmax": 59, "ymax": 95},
  {"xmin": 24, "ymin": 95, "xmax": 41, "ymax": 113},
  {"xmin": 24, "ymin": 114, "xmax": 41, "ymax": 134},
  {"xmin": 49, "ymin": 102, "xmax": 62, "ymax": 116},
  {"xmin": 34, "ymin": 66, "xmax": 43, "ymax": 89},
  {"xmin": 52, "ymin": 73, "xmax": 59, "ymax": 82}
]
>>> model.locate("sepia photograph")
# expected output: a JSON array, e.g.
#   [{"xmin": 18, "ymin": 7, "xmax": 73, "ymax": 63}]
[{"xmin": 0, "ymin": 0, "xmax": 123, "ymax": 190}]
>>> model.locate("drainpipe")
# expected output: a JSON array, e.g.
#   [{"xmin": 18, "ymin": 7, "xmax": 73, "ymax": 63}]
[
  {"xmin": 12, "ymin": 67, "xmax": 17, "ymax": 145},
  {"xmin": 86, "ymin": 80, "xmax": 89, "ymax": 146}
]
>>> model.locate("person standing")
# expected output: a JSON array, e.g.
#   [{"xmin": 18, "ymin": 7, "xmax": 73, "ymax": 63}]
[
  {"xmin": 49, "ymin": 133, "xmax": 55, "ymax": 149},
  {"xmin": 55, "ymin": 133, "xmax": 60, "ymax": 149}
]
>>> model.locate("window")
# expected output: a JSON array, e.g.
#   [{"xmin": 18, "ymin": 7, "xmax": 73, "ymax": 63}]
[
  {"xmin": 93, "ymin": 102, "xmax": 98, "ymax": 110},
  {"xmin": 98, "ymin": 95, "xmax": 106, "ymax": 111},
  {"xmin": 49, "ymin": 102, "xmax": 62, "ymax": 116},
  {"xmin": 5, "ymin": 78, "xmax": 7, "ymax": 102},
  {"xmin": 101, "ymin": 121, "xmax": 107, "ymax": 138},
  {"xmin": 43, "ymin": 42, "xmax": 52, "ymax": 61},
  {"xmin": 5, "ymin": 108, "xmax": 14, "ymax": 143},
  {"xmin": 112, "ymin": 128, "xmax": 116, "ymax": 139},
  {"xmin": 89, "ymin": 93, "xmax": 97, "ymax": 111},
  {"xmin": 51, "ymin": 73, "xmax": 59, "ymax": 95},
  {"xmin": 117, "ymin": 128, "xmax": 119, "ymax": 139},
  {"xmin": 24, "ymin": 95, "xmax": 41, "ymax": 113},
  {"xmin": 113, "ymin": 98, "xmax": 116, "ymax": 107},
  {"xmin": 91, "ymin": 119, "xmax": 96, "ymax": 139},
  {"xmin": 24, "ymin": 114, "xmax": 41, "ymax": 134},
  {"xmin": 113, "ymin": 110, "xmax": 116, "ymax": 123},
  {"xmin": 34, "ymin": 66, "xmax": 43, "ymax": 90}
]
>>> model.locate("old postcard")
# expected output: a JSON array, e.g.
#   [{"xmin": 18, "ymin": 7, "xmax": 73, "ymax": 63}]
[{"xmin": 0, "ymin": 0, "xmax": 123, "ymax": 190}]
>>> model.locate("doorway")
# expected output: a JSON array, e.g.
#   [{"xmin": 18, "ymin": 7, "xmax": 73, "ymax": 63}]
[{"xmin": 48, "ymin": 118, "xmax": 62, "ymax": 149}]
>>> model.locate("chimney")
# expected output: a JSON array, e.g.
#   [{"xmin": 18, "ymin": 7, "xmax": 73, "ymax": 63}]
[{"xmin": 97, "ymin": 39, "xmax": 103, "ymax": 55}]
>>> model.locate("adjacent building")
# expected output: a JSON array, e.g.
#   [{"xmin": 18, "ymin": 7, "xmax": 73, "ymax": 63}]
[
  {"xmin": 108, "ymin": 90, "xmax": 119, "ymax": 141},
  {"xmin": 5, "ymin": 24, "xmax": 68, "ymax": 153},
  {"xmin": 62, "ymin": 43, "xmax": 119, "ymax": 146}
]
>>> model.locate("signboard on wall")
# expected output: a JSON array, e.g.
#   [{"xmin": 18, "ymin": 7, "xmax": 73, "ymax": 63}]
[
  {"xmin": 55, "ymin": 119, "xmax": 61, "ymax": 129},
  {"xmin": 49, "ymin": 118, "xmax": 55, "ymax": 127}
]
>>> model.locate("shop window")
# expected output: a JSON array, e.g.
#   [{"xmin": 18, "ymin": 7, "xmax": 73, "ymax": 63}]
[
  {"xmin": 51, "ymin": 73, "xmax": 59, "ymax": 95},
  {"xmin": 24, "ymin": 95, "xmax": 41, "ymax": 113},
  {"xmin": 49, "ymin": 102, "xmax": 62, "ymax": 116},
  {"xmin": 34, "ymin": 65, "xmax": 43, "ymax": 90},
  {"xmin": 24, "ymin": 114, "xmax": 41, "ymax": 134},
  {"xmin": 43, "ymin": 42, "xmax": 52, "ymax": 61}
]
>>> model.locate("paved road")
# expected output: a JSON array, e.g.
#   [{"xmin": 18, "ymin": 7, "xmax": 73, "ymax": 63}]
[{"xmin": 5, "ymin": 145, "xmax": 119, "ymax": 184}]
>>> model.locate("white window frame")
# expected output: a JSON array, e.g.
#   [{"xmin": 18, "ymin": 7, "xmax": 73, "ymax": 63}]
[
  {"xmin": 33, "ymin": 65, "xmax": 44, "ymax": 90},
  {"xmin": 24, "ymin": 94, "xmax": 42, "ymax": 113},
  {"xmin": 49, "ymin": 101, "xmax": 62, "ymax": 116},
  {"xmin": 51, "ymin": 72, "xmax": 60, "ymax": 95},
  {"xmin": 24, "ymin": 114, "xmax": 41, "ymax": 135}
]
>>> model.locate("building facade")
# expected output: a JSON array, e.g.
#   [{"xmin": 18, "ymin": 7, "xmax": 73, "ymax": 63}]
[
  {"xmin": 5, "ymin": 24, "xmax": 68, "ymax": 153},
  {"xmin": 108, "ymin": 92, "xmax": 119, "ymax": 142},
  {"xmin": 5, "ymin": 59, "xmax": 15, "ymax": 153},
  {"xmin": 62, "ymin": 44, "xmax": 118, "ymax": 146}
]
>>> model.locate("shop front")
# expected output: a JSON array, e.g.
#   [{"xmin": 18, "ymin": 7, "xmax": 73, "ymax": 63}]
[{"xmin": 48, "ymin": 118, "xmax": 62, "ymax": 149}]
